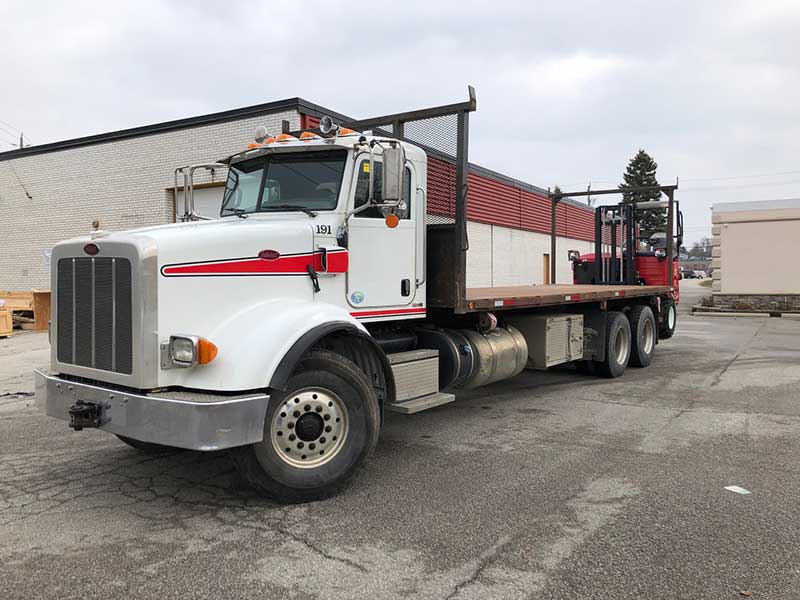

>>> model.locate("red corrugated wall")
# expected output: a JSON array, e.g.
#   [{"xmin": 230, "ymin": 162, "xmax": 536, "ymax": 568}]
[
  {"xmin": 300, "ymin": 114, "xmax": 320, "ymax": 130},
  {"xmin": 427, "ymin": 158, "xmax": 595, "ymax": 242},
  {"xmin": 298, "ymin": 114, "xmax": 595, "ymax": 242}
]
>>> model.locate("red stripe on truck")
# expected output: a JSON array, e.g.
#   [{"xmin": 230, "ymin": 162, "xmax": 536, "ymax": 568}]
[{"xmin": 161, "ymin": 249, "xmax": 348, "ymax": 277}]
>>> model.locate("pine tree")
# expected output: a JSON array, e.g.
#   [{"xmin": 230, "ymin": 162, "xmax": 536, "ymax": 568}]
[{"xmin": 619, "ymin": 149, "xmax": 665, "ymax": 236}]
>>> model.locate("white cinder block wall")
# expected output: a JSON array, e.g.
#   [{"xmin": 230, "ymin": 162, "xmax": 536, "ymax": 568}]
[
  {"xmin": 466, "ymin": 221, "xmax": 592, "ymax": 287},
  {"xmin": 0, "ymin": 110, "xmax": 300, "ymax": 290}
]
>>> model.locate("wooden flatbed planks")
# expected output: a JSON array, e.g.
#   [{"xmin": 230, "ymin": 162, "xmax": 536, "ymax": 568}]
[{"xmin": 465, "ymin": 284, "xmax": 671, "ymax": 311}]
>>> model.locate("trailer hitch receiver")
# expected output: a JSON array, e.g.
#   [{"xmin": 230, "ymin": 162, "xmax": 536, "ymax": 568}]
[{"xmin": 68, "ymin": 399, "xmax": 103, "ymax": 431}]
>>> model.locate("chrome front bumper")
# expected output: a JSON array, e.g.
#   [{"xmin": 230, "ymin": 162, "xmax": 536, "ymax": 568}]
[{"xmin": 34, "ymin": 369, "xmax": 269, "ymax": 451}]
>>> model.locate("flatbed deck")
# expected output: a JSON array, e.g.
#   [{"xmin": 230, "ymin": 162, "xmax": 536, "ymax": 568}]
[{"xmin": 465, "ymin": 284, "xmax": 670, "ymax": 311}]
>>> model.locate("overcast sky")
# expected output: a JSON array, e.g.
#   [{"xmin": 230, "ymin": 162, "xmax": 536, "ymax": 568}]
[{"xmin": 2, "ymin": 0, "xmax": 799, "ymax": 245}]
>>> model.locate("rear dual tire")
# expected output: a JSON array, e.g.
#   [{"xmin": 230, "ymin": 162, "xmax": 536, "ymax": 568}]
[
  {"xmin": 596, "ymin": 311, "xmax": 631, "ymax": 378},
  {"xmin": 577, "ymin": 307, "xmax": 655, "ymax": 377},
  {"xmin": 628, "ymin": 306, "xmax": 656, "ymax": 368},
  {"xmin": 231, "ymin": 350, "xmax": 380, "ymax": 503}
]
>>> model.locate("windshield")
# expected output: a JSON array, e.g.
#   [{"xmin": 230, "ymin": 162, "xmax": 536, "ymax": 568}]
[{"xmin": 221, "ymin": 149, "xmax": 347, "ymax": 216}]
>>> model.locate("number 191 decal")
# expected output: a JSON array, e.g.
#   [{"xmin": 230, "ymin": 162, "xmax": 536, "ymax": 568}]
[{"xmin": 315, "ymin": 224, "xmax": 332, "ymax": 235}]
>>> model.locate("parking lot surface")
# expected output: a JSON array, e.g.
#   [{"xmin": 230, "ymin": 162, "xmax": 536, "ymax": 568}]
[{"xmin": 2, "ymin": 309, "xmax": 800, "ymax": 599}]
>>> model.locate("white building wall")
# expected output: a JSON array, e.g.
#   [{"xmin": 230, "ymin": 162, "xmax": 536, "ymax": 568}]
[
  {"xmin": 466, "ymin": 221, "xmax": 592, "ymax": 288},
  {"xmin": 0, "ymin": 110, "xmax": 300, "ymax": 290}
]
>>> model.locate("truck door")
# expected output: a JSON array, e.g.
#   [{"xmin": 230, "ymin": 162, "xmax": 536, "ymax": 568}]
[{"xmin": 346, "ymin": 157, "xmax": 417, "ymax": 309}]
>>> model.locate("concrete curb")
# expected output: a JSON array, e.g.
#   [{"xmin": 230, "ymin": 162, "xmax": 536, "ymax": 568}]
[{"xmin": 691, "ymin": 305, "xmax": 800, "ymax": 318}]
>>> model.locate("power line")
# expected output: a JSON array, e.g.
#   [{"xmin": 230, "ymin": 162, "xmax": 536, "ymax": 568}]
[
  {"xmin": 0, "ymin": 123, "xmax": 19, "ymax": 139},
  {"xmin": 0, "ymin": 118, "xmax": 22, "ymax": 134},
  {"xmin": 0, "ymin": 120, "xmax": 33, "ymax": 146},
  {"xmin": 682, "ymin": 179, "xmax": 800, "ymax": 192},
  {"xmin": 681, "ymin": 169, "xmax": 800, "ymax": 182},
  {"xmin": 562, "ymin": 169, "xmax": 800, "ymax": 190},
  {"xmin": 0, "ymin": 133, "xmax": 19, "ymax": 147}
]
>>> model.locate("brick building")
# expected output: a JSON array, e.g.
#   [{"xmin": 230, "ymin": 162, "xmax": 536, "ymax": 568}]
[{"xmin": 0, "ymin": 97, "xmax": 596, "ymax": 290}]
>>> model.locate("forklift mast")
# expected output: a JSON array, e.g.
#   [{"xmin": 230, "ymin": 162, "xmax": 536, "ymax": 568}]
[{"xmin": 550, "ymin": 185, "xmax": 680, "ymax": 287}]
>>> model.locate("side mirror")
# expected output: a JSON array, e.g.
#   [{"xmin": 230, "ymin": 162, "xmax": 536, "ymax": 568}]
[{"xmin": 381, "ymin": 145, "xmax": 404, "ymax": 203}]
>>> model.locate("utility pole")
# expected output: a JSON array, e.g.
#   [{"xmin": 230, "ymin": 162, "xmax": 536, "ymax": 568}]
[{"xmin": 19, "ymin": 133, "xmax": 23, "ymax": 149}]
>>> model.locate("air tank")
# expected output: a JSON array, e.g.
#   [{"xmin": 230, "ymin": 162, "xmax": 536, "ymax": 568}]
[{"xmin": 415, "ymin": 325, "xmax": 528, "ymax": 390}]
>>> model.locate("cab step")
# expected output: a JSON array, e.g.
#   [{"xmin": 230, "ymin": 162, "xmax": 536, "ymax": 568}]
[
  {"xmin": 387, "ymin": 349, "xmax": 454, "ymax": 414},
  {"xmin": 387, "ymin": 392, "xmax": 455, "ymax": 414}
]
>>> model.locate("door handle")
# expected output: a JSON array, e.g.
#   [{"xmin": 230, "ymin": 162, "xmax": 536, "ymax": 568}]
[{"xmin": 401, "ymin": 279, "xmax": 411, "ymax": 297}]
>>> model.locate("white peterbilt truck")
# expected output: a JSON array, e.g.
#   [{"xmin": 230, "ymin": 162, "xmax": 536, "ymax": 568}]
[{"xmin": 35, "ymin": 89, "xmax": 680, "ymax": 502}]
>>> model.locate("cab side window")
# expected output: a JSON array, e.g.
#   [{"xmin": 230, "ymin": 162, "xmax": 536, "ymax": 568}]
[{"xmin": 353, "ymin": 160, "xmax": 412, "ymax": 219}]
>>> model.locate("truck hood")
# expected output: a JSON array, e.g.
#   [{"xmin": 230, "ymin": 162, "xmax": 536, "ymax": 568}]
[{"xmin": 88, "ymin": 217, "xmax": 315, "ymax": 274}]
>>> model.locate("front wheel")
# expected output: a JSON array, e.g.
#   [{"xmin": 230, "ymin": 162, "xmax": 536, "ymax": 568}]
[{"xmin": 231, "ymin": 350, "xmax": 380, "ymax": 503}]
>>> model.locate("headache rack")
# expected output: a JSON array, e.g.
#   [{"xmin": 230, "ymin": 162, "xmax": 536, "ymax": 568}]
[
  {"xmin": 339, "ymin": 87, "xmax": 476, "ymax": 313},
  {"xmin": 289, "ymin": 86, "xmax": 477, "ymax": 313}
]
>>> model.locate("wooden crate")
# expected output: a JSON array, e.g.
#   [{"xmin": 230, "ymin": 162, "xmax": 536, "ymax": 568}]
[
  {"xmin": 0, "ymin": 310, "xmax": 12, "ymax": 338},
  {"xmin": 0, "ymin": 290, "xmax": 51, "ymax": 332},
  {"xmin": 0, "ymin": 291, "xmax": 33, "ymax": 311},
  {"xmin": 32, "ymin": 290, "xmax": 51, "ymax": 331}
]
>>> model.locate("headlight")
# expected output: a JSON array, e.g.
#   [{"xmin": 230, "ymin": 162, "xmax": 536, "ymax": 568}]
[
  {"xmin": 654, "ymin": 248, "xmax": 667, "ymax": 259},
  {"xmin": 167, "ymin": 335, "xmax": 218, "ymax": 368},
  {"xmin": 170, "ymin": 335, "xmax": 198, "ymax": 366}
]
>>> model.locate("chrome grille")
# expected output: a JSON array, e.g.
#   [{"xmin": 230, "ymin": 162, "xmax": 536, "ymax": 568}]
[{"xmin": 57, "ymin": 257, "xmax": 132, "ymax": 374}]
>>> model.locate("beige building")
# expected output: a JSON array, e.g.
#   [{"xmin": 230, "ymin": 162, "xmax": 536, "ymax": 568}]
[{"xmin": 711, "ymin": 198, "xmax": 800, "ymax": 311}]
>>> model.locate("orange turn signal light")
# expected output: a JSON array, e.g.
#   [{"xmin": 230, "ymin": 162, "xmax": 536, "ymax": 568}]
[
  {"xmin": 385, "ymin": 213, "xmax": 400, "ymax": 228},
  {"xmin": 197, "ymin": 338, "xmax": 218, "ymax": 365}
]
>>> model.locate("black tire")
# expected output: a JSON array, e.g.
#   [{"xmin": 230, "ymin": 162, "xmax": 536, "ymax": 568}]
[
  {"xmin": 596, "ymin": 311, "xmax": 631, "ymax": 378},
  {"xmin": 659, "ymin": 298, "xmax": 677, "ymax": 339},
  {"xmin": 628, "ymin": 305, "xmax": 656, "ymax": 368},
  {"xmin": 116, "ymin": 435, "xmax": 181, "ymax": 453},
  {"xmin": 231, "ymin": 350, "xmax": 380, "ymax": 503}
]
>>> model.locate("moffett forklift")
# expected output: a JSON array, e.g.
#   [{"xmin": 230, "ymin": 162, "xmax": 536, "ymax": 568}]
[{"xmin": 559, "ymin": 187, "xmax": 683, "ymax": 339}]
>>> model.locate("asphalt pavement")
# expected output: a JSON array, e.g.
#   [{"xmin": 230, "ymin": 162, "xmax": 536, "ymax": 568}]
[{"xmin": 2, "ymin": 301, "xmax": 799, "ymax": 599}]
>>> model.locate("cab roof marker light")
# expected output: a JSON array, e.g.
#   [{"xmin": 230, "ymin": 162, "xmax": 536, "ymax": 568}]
[
  {"xmin": 337, "ymin": 127, "xmax": 357, "ymax": 136},
  {"xmin": 275, "ymin": 133, "xmax": 297, "ymax": 143},
  {"xmin": 299, "ymin": 131, "xmax": 320, "ymax": 140}
]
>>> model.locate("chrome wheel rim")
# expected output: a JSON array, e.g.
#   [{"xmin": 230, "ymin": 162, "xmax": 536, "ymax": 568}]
[
  {"xmin": 270, "ymin": 387, "xmax": 348, "ymax": 469},
  {"xmin": 642, "ymin": 318, "xmax": 655, "ymax": 355},
  {"xmin": 614, "ymin": 327, "xmax": 630, "ymax": 364},
  {"xmin": 668, "ymin": 306, "xmax": 676, "ymax": 329}
]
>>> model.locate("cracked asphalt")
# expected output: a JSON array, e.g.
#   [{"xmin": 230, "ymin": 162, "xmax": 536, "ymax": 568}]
[{"xmin": 3, "ymin": 298, "xmax": 800, "ymax": 598}]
